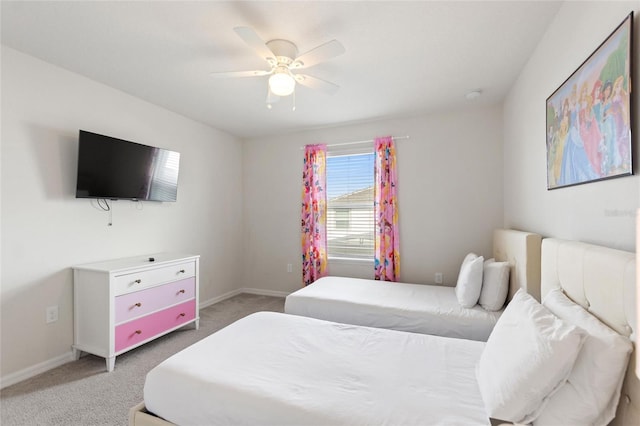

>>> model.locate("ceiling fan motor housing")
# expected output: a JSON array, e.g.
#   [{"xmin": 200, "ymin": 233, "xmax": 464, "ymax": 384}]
[{"xmin": 266, "ymin": 39, "xmax": 298, "ymax": 66}]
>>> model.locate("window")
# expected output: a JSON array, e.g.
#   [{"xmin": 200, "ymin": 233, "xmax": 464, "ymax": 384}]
[
  {"xmin": 334, "ymin": 208, "xmax": 350, "ymax": 229},
  {"xmin": 148, "ymin": 150, "xmax": 180, "ymax": 201},
  {"xmin": 326, "ymin": 150, "xmax": 374, "ymax": 260}
]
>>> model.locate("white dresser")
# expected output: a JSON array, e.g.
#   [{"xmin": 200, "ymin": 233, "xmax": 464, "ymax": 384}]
[{"xmin": 72, "ymin": 253, "xmax": 200, "ymax": 372}]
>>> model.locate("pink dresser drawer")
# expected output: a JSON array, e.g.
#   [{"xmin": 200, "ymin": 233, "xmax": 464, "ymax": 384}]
[
  {"xmin": 115, "ymin": 277, "xmax": 195, "ymax": 323},
  {"xmin": 115, "ymin": 300, "xmax": 196, "ymax": 353}
]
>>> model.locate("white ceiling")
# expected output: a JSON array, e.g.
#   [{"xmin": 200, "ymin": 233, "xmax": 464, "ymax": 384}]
[{"xmin": 1, "ymin": 1, "xmax": 562, "ymax": 139}]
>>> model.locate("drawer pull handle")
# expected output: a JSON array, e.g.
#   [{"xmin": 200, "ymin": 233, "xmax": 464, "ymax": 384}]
[
  {"xmin": 135, "ymin": 330, "xmax": 142, "ymax": 335},
  {"xmin": 179, "ymin": 313, "xmax": 186, "ymax": 317},
  {"xmin": 134, "ymin": 279, "xmax": 142, "ymax": 284},
  {"xmin": 179, "ymin": 269, "xmax": 185, "ymax": 274},
  {"xmin": 178, "ymin": 289, "xmax": 185, "ymax": 294},
  {"xmin": 134, "ymin": 302, "xmax": 142, "ymax": 308}
]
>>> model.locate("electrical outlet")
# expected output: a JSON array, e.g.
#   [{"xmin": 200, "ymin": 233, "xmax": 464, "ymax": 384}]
[
  {"xmin": 435, "ymin": 273, "xmax": 443, "ymax": 284},
  {"xmin": 287, "ymin": 263, "xmax": 293, "ymax": 273},
  {"xmin": 46, "ymin": 306, "xmax": 59, "ymax": 324}
]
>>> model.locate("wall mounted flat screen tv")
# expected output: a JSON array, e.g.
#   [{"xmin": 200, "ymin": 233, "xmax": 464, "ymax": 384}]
[{"xmin": 75, "ymin": 130, "xmax": 180, "ymax": 202}]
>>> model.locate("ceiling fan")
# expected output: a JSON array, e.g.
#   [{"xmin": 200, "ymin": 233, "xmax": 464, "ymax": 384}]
[{"xmin": 211, "ymin": 27, "xmax": 345, "ymax": 109}]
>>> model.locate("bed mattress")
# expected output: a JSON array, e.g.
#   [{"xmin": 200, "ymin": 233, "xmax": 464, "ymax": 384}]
[
  {"xmin": 285, "ymin": 276, "xmax": 502, "ymax": 341},
  {"xmin": 144, "ymin": 311, "xmax": 488, "ymax": 425}
]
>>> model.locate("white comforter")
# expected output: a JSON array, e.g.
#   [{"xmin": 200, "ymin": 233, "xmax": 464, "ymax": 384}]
[
  {"xmin": 144, "ymin": 312, "xmax": 489, "ymax": 425},
  {"xmin": 285, "ymin": 276, "xmax": 502, "ymax": 341}
]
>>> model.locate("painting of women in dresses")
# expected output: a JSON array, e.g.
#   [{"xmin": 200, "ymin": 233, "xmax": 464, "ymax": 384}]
[{"xmin": 546, "ymin": 13, "xmax": 632, "ymax": 189}]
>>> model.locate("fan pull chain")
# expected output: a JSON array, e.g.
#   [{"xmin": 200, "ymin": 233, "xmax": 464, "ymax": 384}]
[{"xmin": 266, "ymin": 85, "xmax": 272, "ymax": 109}]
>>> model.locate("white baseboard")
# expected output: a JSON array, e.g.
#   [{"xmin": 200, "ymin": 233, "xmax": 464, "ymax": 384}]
[
  {"xmin": 2, "ymin": 288, "xmax": 290, "ymax": 389},
  {"xmin": 199, "ymin": 288, "xmax": 243, "ymax": 309},
  {"xmin": 200, "ymin": 287, "xmax": 290, "ymax": 308},
  {"xmin": 1, "ymin": 351, "xmax": 75, "ymax": 389},
  {"xmin": 240, "ymin": 287, "xmax": 290, "ymax": 298}
]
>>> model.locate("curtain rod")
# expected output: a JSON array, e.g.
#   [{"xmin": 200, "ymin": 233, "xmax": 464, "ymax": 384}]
[{"xmin": 300, "ymin": 135, "xmax": 410, "ymax": 150}]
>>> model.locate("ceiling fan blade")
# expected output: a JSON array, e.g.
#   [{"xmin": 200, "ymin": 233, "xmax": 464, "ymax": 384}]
[
  {"xmin": 294, "ymin": 74, "xmax": 340, "ymax": 95},
  {"xmin": 210, "ymin": 70, "xmax": 272, "ymax": 78},
  {"xmin": 233, "ymin": 26, "xmax": 276, "ymax": 65},
  {"xmin": 291, "ymin": 40, "xmax": 345, "ymax": 69}
]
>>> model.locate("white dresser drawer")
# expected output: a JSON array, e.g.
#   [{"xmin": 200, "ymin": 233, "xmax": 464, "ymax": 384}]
[{"xmin": 114, "ymin": 261, "xmax": 195, "ymax": 295}]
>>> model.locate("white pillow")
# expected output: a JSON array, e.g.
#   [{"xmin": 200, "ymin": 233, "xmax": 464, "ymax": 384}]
[
  {"xmin": 455, "ymin": 253, "xmax": 484, "ymax": 308},
  {"xmin": 535, "ymin": 288, "xmax": 632, "ymax": 426},
  {"xmin": 476, "ymin": 289, "xmax": 586, "ymax": 423},
  {"xmin": 479, "ymin": 259, "xmax": 510, "ymax": 311}
]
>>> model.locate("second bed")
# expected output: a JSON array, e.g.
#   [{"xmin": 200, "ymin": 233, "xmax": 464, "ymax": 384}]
[{"xmin": 285, "ymin": 228, "xmax": 542, "ymax": 341}]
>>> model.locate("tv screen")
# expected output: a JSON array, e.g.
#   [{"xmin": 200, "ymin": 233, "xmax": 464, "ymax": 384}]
[{"xmin": 75, "ymin": 130, "xmax": 180, "ymax": 202}]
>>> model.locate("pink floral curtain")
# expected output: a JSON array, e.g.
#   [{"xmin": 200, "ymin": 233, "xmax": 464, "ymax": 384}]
[
  {"xmin": 301, "ymin": 144, "xmax": 328, "ymax": 285},
  {"xmin": 374, "ymin": 136, "xmax": 400, "ymax": 281}
]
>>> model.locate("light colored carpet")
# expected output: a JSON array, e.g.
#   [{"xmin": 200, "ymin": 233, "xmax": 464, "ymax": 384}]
[{"xmin": 0, "ymin": 293, "xmax": 285, "ymax": 425}]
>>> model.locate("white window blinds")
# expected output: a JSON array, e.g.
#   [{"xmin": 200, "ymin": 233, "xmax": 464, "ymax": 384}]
[
  {"xmin": 326, "ymin": 147, "xmax": 374, "ymax": 260},
  {"xmin": 148, "ymin": 149, "xmax": 180, "ymax": 201}
]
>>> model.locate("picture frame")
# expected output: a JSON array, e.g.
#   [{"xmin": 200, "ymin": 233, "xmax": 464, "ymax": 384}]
[{"xmin": 546, "ymin": 12, "xmax": 633, "ymax": 190}]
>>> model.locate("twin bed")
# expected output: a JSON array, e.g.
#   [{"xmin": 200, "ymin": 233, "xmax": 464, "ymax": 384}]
[
  {"xmin": 284, "ymin": 229, "xmax": 542, "ymax": 341},
  {"xmin": 286, "ymin": 276, "xmax": 503, "ymax": 341},
  {"xmin": 130, "ymin": 230, "xmax": 638, "ymax": 426},
  {"xmin": 142, "ymin": 312, "xmax": 489, "ymax": 425}
]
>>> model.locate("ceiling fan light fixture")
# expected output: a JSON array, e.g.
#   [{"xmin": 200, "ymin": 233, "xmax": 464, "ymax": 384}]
[{"xmin": 269, "ymin": 67, "xmax": 296, "ymax": 97}]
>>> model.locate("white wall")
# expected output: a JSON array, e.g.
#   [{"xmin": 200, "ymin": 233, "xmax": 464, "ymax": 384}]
[
  {"xmin": 242, "ymin": 106, "xmax": 504, "ymax": 293},
  {"xmin": 0, "ymin": 47, "xmax": 244, "ymax": 383},
  {"xmin": 504, "ymin": 2, "xmax": 639, "ymax": 251}
]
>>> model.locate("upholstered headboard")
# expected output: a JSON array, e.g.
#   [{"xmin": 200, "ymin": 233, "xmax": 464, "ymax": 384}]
[
  {"xmin": 540, "ymin": 238, "xmax": 637, "ymax": 426},
  {"xmin": 493, "ymin": 229, "xmax": 542, "ymax": 302}
]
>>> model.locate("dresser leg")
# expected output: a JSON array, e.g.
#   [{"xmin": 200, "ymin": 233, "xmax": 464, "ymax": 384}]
[
  {"xmin": 195, "ymin": 319, "xmax": 200, "ymax": 330},
  {"xmin": 106, "ymin": 356, "xmax": 115, "ymax": 372}
]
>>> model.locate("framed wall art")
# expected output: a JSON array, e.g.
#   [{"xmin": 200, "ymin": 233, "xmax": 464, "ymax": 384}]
[{"xmin": 546, "ymin": 12, "xmax": 633, "ymax": 190}]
